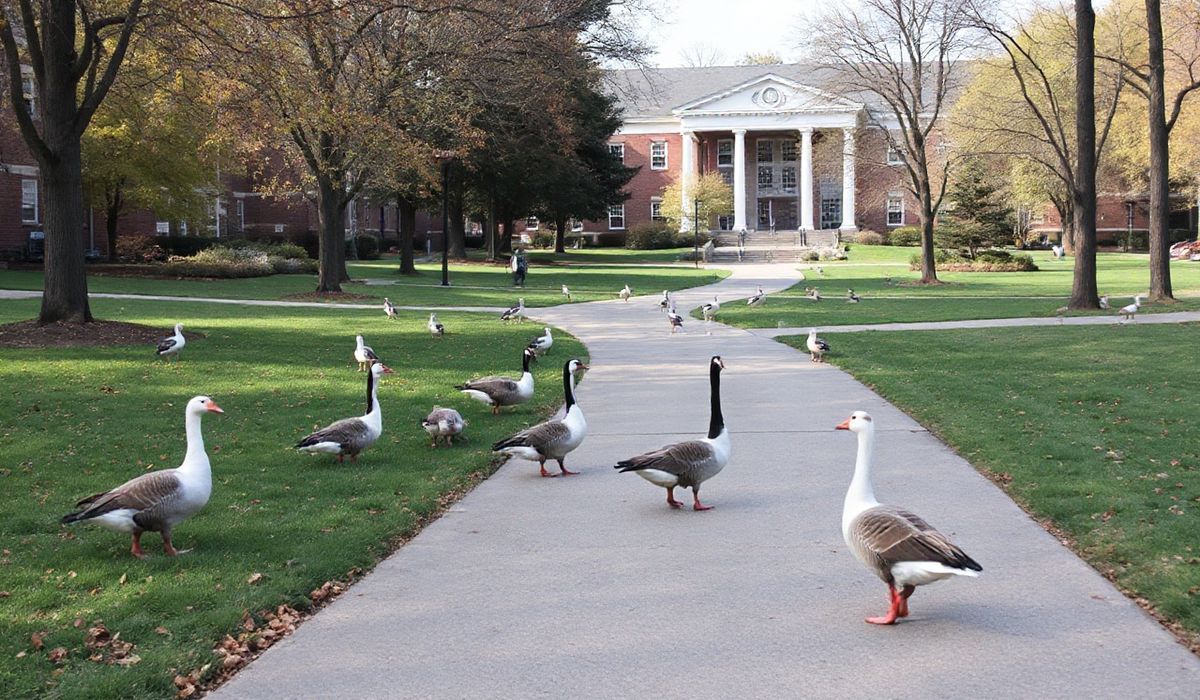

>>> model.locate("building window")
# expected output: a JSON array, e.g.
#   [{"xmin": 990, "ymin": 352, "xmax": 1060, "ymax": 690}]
[
  {"xmin": 756, "ymin": 139, "xmax": 773, "ymax": 163},
  {"xmin": 608, "ymin": 143, "xmax": 624, "ymax": 162},
  {"xmin": 886, "ymin": 192, "xmax": 904, "ymax": 226},
  {"xmin": 20, "ymin": 179, "xmax": 38, "ymax": 223},
  {"xmin": 650, "ymin": 198, "xmax": 664, "ymax": 221},
  {"xmin": 720, "ymin": 170, "xmax": 733, "ymax": 185},
  {"xmin": 21, "ymin": 75, "xmax": 35, "ymax": 117},
  {"xmin": 781, "ymin": 166, "xmax": 796, "ymax": 193},
  {"xmin": 1125, "ymin": 202, "xmax": 1135, "ymax": 229},
  {"xmin": 886, "ymin": 142, "xmax": 904, "ymax": 165},
  {"xmin": 757, "ymin": 200, "xmax": 772, "ymax": 227},
  {"xmin": 781, "ymin": 140, "xmax": 798, "ymax": 162},
  {"xmin": 650, "ymin": 141, "xmax": 667, "ymax": 170},
  {"xmin": 155, "ymin": 221, "xmax": 170, "ymax": 235},
  {"xmin": 608, "ymin": 204, "xmax": 625, "ymax": 230},
  {"xmin": 525, "ymin": 216, "xmax": 539, "ymax": 230},
  {"xmin": 718, "ymin": 214, "xmax": 734, "ymax": 231},
  {"xmin": 757, "ymin": 165, "xmax": 774, "ymax": 189},
  {"xmin": 236, "ymin": 199, "xmax": 245, "ymax": 231},
  {"xmin": 820, "ymin": 179, "xmax": 841, "ymax": 230},
  {"xmin": 717, "ymin": 139, "xmax": 733, "ymax": 167}
]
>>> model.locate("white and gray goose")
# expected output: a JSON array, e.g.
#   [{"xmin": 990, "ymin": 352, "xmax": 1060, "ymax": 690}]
[
  {"xmin": 457, "ymin": 347, "xmax": 536, "ymax": 414},
  {"xmin": 422, "ymin": 406, "xmax": 466, "ymax": 447},
  {"xmin": 493, "ymin": 358, "xmax": 589, "ymax": 477},
  {"xmin": 61, "ymin": 395, "xmax": 224, "ymax": 558},
  {"xmin": 297, "ymin": 361, "xmax": 393, "ymax": 463},
  {"xmin": 836, "ymin": 411, "xmax": 982, "ymax": 624},
  {"xmin": 428, "ymin": 313, "xmax": 445, "ymax": 338},
  {"xmin": 527, "ymin": 327, "xmax": 553, "ymax": 355},
  {"xmin": 156, "ymin": 323, "xmax": 186, "ymax": 361},
  {"xmin": 353, "ymin": 335, "xmax": 379, "ymax": 371},
  {"xmin": 500, "ymin": 298, "xmax": 525, "ymax": 323},
  {"xmin": 616, "ymin": 356, "xmax": 729, "ymax": 510}
]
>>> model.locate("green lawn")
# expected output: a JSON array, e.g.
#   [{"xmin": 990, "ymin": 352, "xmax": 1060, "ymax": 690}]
[
  {"xmin": 713, "ymin": 247, "xmax": 1200, "ymax": 327},
  {"xmin": 0, "ymin": 255, "xmax": 725, "ymax": 308},
  {"xmin": 0, "ymin": 298, "xmax": 586, "ymax": 698},
  {"xmin": 525, "ymin": 247, "xmax": 696, "ymax": 264},
  {"xmin": 788, "ymin": 325, "xmax": 1200, "ymax": 639}
]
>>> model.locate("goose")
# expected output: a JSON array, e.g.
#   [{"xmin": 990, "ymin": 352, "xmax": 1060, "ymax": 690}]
[
  {"xmin": 816, "ymin": 266, "xmax": 825, "ymax": 276},
  {"xmin": 619, "ymin": 284, "xmax": 632, "ymax": 302},
  {"xmin": 746, "ymin": 286, "xmax": 766, "ymax": 307},
  {"xmin": 422, "ymin": 406, "xmax": 466, "ymax": 447},
  {"xmin": 808, "ymin": 287, "xmax": 822, "ymax": 302},
  {"xmin": 1099, "ymin": 294, "xmax": 1110, "ymax": 310},
  {"xmin": 847, "ymin": 289, "xmax": 861, "ymax": 303},
  {"xmin": 667, "ymin": 309, "xmax": 685, "ymax": 334},
  {"xmin": 528, "ymin": 327, "xmax": 553, "ymax": 355},
  {"xmin": 457, "ymin": 347, "xmax": 536, "ymax": 414},
  {"xmin": 616, "ymin": 356, "xmax": 729, "ymax": 510},
  {"xmin": 383, "ymin": 298, "xmax": 398, "ymax": 319},
  {"xmin": 156, "ymin": 323, "xmax": 186, "ymax": 361},
  {"xmin": 701, "ymin": 296, "xmax": 720, "ymax": 321},
  {"xmin": 353, "ymin": 335, "xmax": 379, "ymax": 371},
  {"xmin": 500, "ymin": 298, "xmax": 525, "ymax": 323},
  {"xmin": 428, "ymin": 313, "xmax": 445, "ymax": 338},
  {"xmin": 61, "ymin": 395, "xmax": 223, "ymax": 558},
  {"xmin": 493, "ymin": 358, "xmax": 589, "ymax": 477},
  {"xmin": 658, "ymin": 290, "xmax": 671, "ymax": 312},
  {"xmin": 806, "ymin": 328, "xmax": 830, "ymax": 363},
  {"xmin": 297, "ymin": 361, "xmax": 393, "ymax": 463},
  {"xmin": 1052, "ymin": 244, "xmax": 1064, "ymax": 259},
  {"xmin": 836, "ymin": 411, "xmax": 982, "ymax": 624},
  {"xmin": 1119, "ymin": 294, "xmax": 1143, "ymax": 321},
  {"xmin": 561, "ymin": 285, "xmax": 572, "ymax": 302}
]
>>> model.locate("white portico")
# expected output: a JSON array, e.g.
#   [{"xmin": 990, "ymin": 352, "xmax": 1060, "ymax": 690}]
[{"xmin": 671, "ymin": 74, "xmax": 862, "ymax": 233}]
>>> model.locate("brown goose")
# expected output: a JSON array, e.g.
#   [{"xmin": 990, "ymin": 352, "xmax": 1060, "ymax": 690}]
[
  {"xmin": 615, "ymin": 356, "xmax": 729, "ymax": 510},
  {"xmin": 492, "ymin": 358, "xmax": 589, "ymax": 477},
  {"xmin": 456, "ymin": 347, "xmax": 535, "ymax": 414},
  {"xmin": 61, "ymin": 396, "xmax": 224, "ymax": 558},
  {"xmin": 422, "ymin": 406, "xmax": 465, "ymax": 447},
  {"xmin": 297, "ymin": 362, "xmax": 393, "ymax": 462},
  {"xmin": 836, "ymin": 410, "xmax": 982, "ymax": 624}
]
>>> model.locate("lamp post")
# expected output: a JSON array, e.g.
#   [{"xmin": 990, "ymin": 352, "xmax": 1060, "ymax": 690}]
[
  {"xmin": 693, "ymin": 198, "xmax": 702, "ymax": 268},
  {"xmin": 436, "ymin": 150, "xmax": 456, "ymax": 287}
]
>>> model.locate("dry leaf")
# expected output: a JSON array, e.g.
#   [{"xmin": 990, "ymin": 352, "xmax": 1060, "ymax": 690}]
[
  {"xmin": 0, "ymin": 591, "xmax": 11, "ymax": 598},
  {"xmin": 154, "ymin": 626, "xmax": 170, "ymax": 636},
  {"xmin": 114, "ymin": 654, "xmax": 141, "ymax": 666},
  {"xmin": 47, "ymin": 647, "xmax": 68, "ymax": 663},
  {"xmin": 31, "ymin": 631, "xmax": 46, "ymax": 650},
  {"xmin": 73, "ymin": 618, "xmax": 84, "ymax": 629},
  {"xmin": 118, "ymin": 573, "xmax": 127, "ymax": 585},
  {"xmin": 15, "ymin": 651, "xmax": 25, "ymax": 659},
  {"xmin": 247, "ymin": 572, "xmax": 264, "ymax": 586}
]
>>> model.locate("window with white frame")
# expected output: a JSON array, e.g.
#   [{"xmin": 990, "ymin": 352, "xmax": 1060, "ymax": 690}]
[
  {"xmin": 20, "ymin": 179, "xmax": 38, "ymax": 223},
  {"xmin": 608, "ymin": 143, "xmax": 624, "ymax": 162},
  {"xmin": 650, "ymin": 141, "xmax": 667, "ymax": 170},
  {"xmin": 781, "ymin": 140, "xmax": 797, "ymax": 162},
  {"xmin": 607, "ymin": 204, "xmax": 625, "ymax": 230},
  {"xmin": 757, "ymin": 166, "xmax": 773, "ymax": 189},
  {"xmin": 886, "ymin": 192, "xmax": 904, "ymax": 226},
  {"xmin": 781, "ymin": 166, "xmax": 796, "ymax": 193},
  {"xmin": 756, "ymin": 139, "xmax": 773, "ymax": 163},
  {"xmin": 717, "ymin": 139, "xmax": 733, "ymax": 167},
  {"xmin": 650, "ymin": 198, "xmax": 664, "ymax": 221},
  {"xmin": 525, "ymin": 216, "xmax": 539, "ymax": 230},
  {"xmin": 155, "ymin": 221, "xmax": 170, "ymax": 235},
  {"xmin": 569, "ymin": 218, "xmax": 584, "ymax": 233},
  {"xmin": 236, "ymin": 199, "xmax": 245, "ymax": 231},
  {"xmin": 886, "ymin": 142, "xmax": 903, "ymax": 165},
  {"xmin": 21, "ymin": 75, "xmax": 35, "ymax": 117}
]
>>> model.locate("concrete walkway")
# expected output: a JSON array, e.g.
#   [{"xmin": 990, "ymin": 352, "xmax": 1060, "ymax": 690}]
[{"xmin": 215, "ymin": 263, "xmax": 1198, "ymax": 698}]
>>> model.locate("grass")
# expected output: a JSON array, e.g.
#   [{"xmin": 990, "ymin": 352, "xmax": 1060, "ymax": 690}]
[
  {"xmin": 0, "ymin": 297, "xmax": 587, "ymax": 698},
  {"xmin": 524, "ymin": 247, "xmax": 696, "ymax": 264},
  {"xmin": 0, "ymin": 255, "xmax": 725, "ymax": 308},
  {"xmin": 785, "ymin": 325, "xmax": 1200, "ymax": 640},
  {"xmin": 712, "ymin": 247, "xmax": 1200, "ymax": 328}
]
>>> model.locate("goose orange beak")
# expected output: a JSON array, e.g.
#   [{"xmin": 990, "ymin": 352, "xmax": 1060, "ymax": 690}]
[
  {"xmin": 206, "ymin": 400, "xmax": 225, "ymax": 414},
  {"xmin": 835, "ymin": 418, "xmax": 851, "ymax": 430},
  {"xmin": 380, "ymin": 365, "xmax": 395, "ymax": 374}
]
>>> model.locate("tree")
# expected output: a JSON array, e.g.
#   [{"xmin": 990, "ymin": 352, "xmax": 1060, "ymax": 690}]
[
  {"xmin": 806, "ymin": 0, "xmax": 975, "ymax": 284},
  {"xmin": 0, "ymin": 2, "xmax": 145, "ymax": 323},
  {"xmin": 938, "ymin": 157, "xmax": 1012, "ymax": 258},
  {"xmin": 679, "ymin": 43, "xmax": 723, "ymax": 67},
  {"xmin": 660, "ymin": 172, "xmax": 733, "ymax": 231},
  {"xmin": 738, "ymin": 51, "xmax": 783, "ymax": 65},
  {"xmin": 1072, "ymin": 0, "xmax": 1102, "ymax": 309}
]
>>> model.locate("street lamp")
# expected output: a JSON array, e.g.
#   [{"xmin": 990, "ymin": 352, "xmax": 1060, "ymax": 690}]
[
  {"xmin": 693, "ymin": 198, "xmax": 703, "ymax": 268},
  {"xmin": 436, "ymin": 150, "xmax": 456, "ymax": 287}
]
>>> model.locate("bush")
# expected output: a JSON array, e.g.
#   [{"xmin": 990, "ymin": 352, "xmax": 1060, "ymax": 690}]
[
  {"xmin": 854, "ymin": 230, "xmax": 885, "ymax": 245},
  {"xmin": 802, "ymin": 250, "xmax": 820, "ymax": 261},
  {"xmin": 223, "ymin": 238, "xmax": 311, "ymax": 260},
  {"xmin": 625, "ymin": 222, "xmax": 678, "ymax": 250},
  {"xmin": 531, "ymin": 230, "xmax": 555, "ymax": 249},
  {"xmin": 887, "ymin": 226, "xmax": 923, "ymax": 246},
  {"xmin": 157, "ymin": 236, "xmax": 216, "ymax": 257},
  {"xmin": 348, "ymin": 234, "xmax": 380, "ymax": 260},
  {"xmin": 975, "ymin": 249, "xmax": 1013, "ymax": 264},
  {"xmin": 160, "ymin": 245, "xmax": 316, "ymax": 278},
  {"xmin": 115, "ymin": 234, "xmax": 167, "ymax": 263},
  {"xmin": 909, "ymin": 250, "xmax": 1037, "ymax": 272}
]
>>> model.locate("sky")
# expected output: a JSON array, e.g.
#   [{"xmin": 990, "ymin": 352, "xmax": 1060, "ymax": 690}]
[{"xmin": 641, "ymin": 0, "xmax": 813, "ymax": 67}]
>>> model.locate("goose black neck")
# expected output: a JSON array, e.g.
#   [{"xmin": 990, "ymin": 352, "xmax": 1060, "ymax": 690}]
[
  {"xmin": 708, "ymin": 361, "xmax": 724, "ymax": 439},
  {"xmin": 522, "ymin": 351, "xmax": 532, "ymax": 373},
  {"xmin": 563, "ymin": 362, "xmax": 576, "ymax": 409},
  {"xmin": 365, "ymin": 368, "xmax": 376, "ymax": 414}
]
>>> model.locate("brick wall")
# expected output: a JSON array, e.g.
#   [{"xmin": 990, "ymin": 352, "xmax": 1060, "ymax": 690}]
[{"xmin": 581, "ymin": 132, "xmax": 682, "ymax": 233}]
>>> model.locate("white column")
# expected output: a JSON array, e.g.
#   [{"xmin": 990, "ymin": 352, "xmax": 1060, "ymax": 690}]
[
  {"xmin": 840, "ymin": 127, "xmax": 857, "ymax": 231},
  {"xmin": 680, "ymin": 129, "xmax": 696, "ymax": 233},
  {"xmin": 799, "ymin": 128, "xmax": 814, "ymax": 231},
  {"xmin": 732, "ymin": 129, "xmax": 747, "ymax": 231}
]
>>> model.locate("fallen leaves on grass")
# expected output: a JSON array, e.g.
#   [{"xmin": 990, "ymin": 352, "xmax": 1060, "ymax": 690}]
[
  {"xmin": 84, "ymin": 621, "xmax": 138, "ymax": 665},
  {"xmin": 246, "ymin": 572, "xmax": 264, "ymax": 586}
]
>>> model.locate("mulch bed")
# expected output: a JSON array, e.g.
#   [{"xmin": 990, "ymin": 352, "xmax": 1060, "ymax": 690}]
[
  {"xmin": 281, "ymin": 291, "xmax": 377, "ymax": 302},
  {"xmin": 0, "ymin": 320, "xmax": 200, "ymax": 349}
]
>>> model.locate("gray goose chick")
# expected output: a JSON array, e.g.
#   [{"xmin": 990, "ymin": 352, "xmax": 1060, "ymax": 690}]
[
  {"xmin": 616, "ymin": 356, "xmax": 729, "ymax": 510},
  {"xmin": 457, "ymin": 347, "xmax": 536, "ymax": 415},
  {"xmin": 61, "ymin": 395, "xmax": 224, "ymax": 558},
  {"xmin": 297, "ymin": 361, "xmax": 393, "ymax": 463},
  {"xmin": 422, "ymin": 406, "xmax": 466, "ymax": 447},
  {"xmin": 493, "ymin": 358, "xmax": 589, "ymax": 477},
  {"xmin": 837, "ymin": 410, "xmax": 981, "ymax": 624}
]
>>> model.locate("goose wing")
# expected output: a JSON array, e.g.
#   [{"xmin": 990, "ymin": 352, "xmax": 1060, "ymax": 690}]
[
  {"xmin": 457, "ymin": 375, "xmax": 518, "ymax": 398},
  {"xmin": 493, "ymin": 419, "xmax": 570, "ymax": 453},
  {"xmin": 156, "ymin": 337, "xmax": 179, "ymax": 354},
  {"xmin": 297, "ymin": 417, "xmax": 370, "ymax": 451},
  {"xmin": 61, "ymin": 470, "xmax": 183, "ymax": 527},
  {"xmin": 361, "ymin": 345, "xmax": 379, "ymax": 361},
  {"xmin": 850, "ymin": 505, "xmax": 981, "ymax": 582},
  {"xmin": 615, "ymin": 439, "xmax": 716, "ymax": 483}
]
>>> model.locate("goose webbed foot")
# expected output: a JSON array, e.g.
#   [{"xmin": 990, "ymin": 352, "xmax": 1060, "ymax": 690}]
[
  {"xmin": 557, "ymin": 459, "xmax": 577, "ymax": 476},
  {"xmin": 666, "ymin": 488, "xmax": 683, "ymax": 509},
  {"xmin": 692, "ymin": 491, "xmax": 713, "ymax": 511},
  {"xmin": 897, "ymin": 585, "xmax": 914, "ymax": 618},
  {"xmin": 866, "ymin": 585, "xmax": 902, "ymax": 625},
  {"xmin": 539, "ymin": 461, "xmax": 557, "ymax": 478},
  {"xmin": 163, "ymin": 533, "xmax": 181, "ymax": 557},
  {"xmin": 130, "ymin": 532, "xmax": 147, "ymax": 559},
  {"xmin": 336, "ymin": 454, "xmax": 345, "ymax": 464}
]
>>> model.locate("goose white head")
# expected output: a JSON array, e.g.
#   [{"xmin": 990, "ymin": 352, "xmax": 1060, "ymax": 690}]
[
  {"xmin": 175, "ymin": 323, "xmax": 184, "ymax": 334},
  {"xmin": 809, "ymin": 328, "xmax": 818, "ymax": 336},
  {"xmin": 356, "ymin": 335, "xmax": 365, "ymax": 347},
  {"xmin": 188, "ymin": 395, "xmax": 225, "ymax": 415},
  {"xmin": 370, "ymin": 362, "xmax": 395, "ymax": 377},
  {"xmin": 835, "ymin": 410, "xmax": 872, "ymax": 434},
  {"xmin": 543, "ymin": 327, "xmax": 552, "ymax": 336}
]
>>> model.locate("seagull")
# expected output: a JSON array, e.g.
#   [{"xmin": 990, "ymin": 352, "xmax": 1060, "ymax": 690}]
[
  {"xmin": 701, "ymin": 296, "xmax": 720, "ymax": 321},
  {"xmin": 619, "ymin": 284, "xmax": 632, "ymax": 302},
  {"xmin": 806, "ymin": 328, "xmax": 830, "ymax": 362},
  {"xmin": 500, "ymin": 298, "xmax": 525, "ymax": 323},
  {"xmin": 383, "ymin": 298, "xmax": 398, "ymax": 319},
  {"xmin": 746, "ymin": 287, "xmax": 766, "ymax": 307},
  {"xmin": 1118, "ymin": 295, "xmax": 1143, "ymax": 322},
  {"xmin": 561, "ymin": 285, "xmax": 572, "ymax": 302},
  {"xmin": 428, "ymin": 313, "xmax": 445, "ymax": 338},
  {"xmin": 847, "ymin": 289, "xmax": 861, "ymax": 303},
  {"xmin": 156, "ymin": 323, "xmax": 186, "ymax": 361}
]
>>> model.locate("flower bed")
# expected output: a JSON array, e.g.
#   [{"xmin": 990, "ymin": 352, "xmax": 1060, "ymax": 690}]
[
  {"xmin": 909, "ymin": 249, "xmax": 1037, "ymax": 272},
  {"xmin": 161, "ymin": 242, "xmax": 317, "ymax": 278}
]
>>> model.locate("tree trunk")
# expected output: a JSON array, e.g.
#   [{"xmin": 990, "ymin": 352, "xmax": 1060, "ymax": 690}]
[
  {"xmin": 918, "ymin": 194, "xmax": 938, "ymax": 284},
  {"xmin": 486, "ymin": 198, "xmax": 499, "ymax": 261},
  {"xmin": 39, "ymin": 143, "xmax": 93, "ymax": 323},
  {"xmin": 397, "ymin": 194, "xmax": 416, "ymax": 275},
  {"xmin": 105, "ymin": 186, "xmax": 123, "ymax": 261},
  {"xmin": 1069, "ymin": 0, "xmax": 1100, "ymax": 309},
  {"xmin": 554, "ymin": 216, "xmax": 567, "ymax": 253},
  {"xmin": 448, "ymin": 179, "xmax": 466, "ymax": 259},
  {"xmin": 500, "ymin": 213, "xmax": 514, "ymax": 254},
  {"xmin": 1145, "ymin": 0, "xmax": 1173, "ymax": 301},
  {"xmin": 315, "ymin": 178, "xmax": 345, "ymax": 292}
]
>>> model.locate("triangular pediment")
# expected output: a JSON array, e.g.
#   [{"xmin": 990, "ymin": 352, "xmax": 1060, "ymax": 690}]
[{"xmin": 673, "ymin": 74, "xmax": 862, "ymax": 115}]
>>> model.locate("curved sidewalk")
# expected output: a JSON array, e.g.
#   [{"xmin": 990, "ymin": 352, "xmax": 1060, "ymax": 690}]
[{"xmin": 206, "ymin": 264, "xmax": 1197, "ymax": 697}]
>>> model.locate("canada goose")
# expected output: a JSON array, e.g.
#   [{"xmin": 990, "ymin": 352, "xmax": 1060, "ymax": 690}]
[
  {"xmin": 457, "ymin": 347, "xmax": 536, "ymax": 414},
  {"xmin": 297, "ymin": 362, "xmax": 393, "ymax": 462},
  {"xmin": 493, "ymin": 359, "xmax": 589, "ymax": 477}
]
